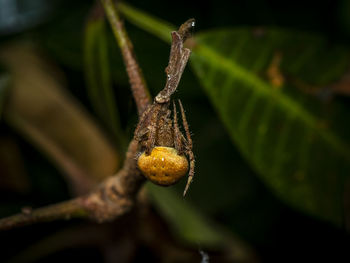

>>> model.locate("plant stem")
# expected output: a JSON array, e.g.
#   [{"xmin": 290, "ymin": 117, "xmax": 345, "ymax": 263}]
[
  {"xmin": 0, "ymin": 199, "xmax": 88, "ymax": 231},
  {"xmin": 100, "ymin": 0, "xmax": 151, "ymax": 116},
  {"xmin": 0, "ymin": 139, "xmax": 145, "ymax": 231},
  {"xmin": 0, "ymin": 4, "xmax": 193, "ymax": 231}
]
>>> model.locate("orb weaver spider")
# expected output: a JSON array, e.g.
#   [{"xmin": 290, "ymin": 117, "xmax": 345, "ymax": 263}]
[{"xmin": 134, "ymin": 19, "xmax": 195, "ymax": 196}]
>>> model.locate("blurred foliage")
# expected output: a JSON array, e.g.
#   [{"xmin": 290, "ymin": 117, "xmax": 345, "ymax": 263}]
[
  {"xmin": 192, "ymin": 29, "xmax": 350, "ymax": 225},
  {"xmin": 0, "ymin": 45, "xmax": 119, "ymax": 195},
  {"xmin": 120, "ymin": 2, "xmax": 350, "ymax": 225},
  {"xmin": 84, "ymin": 10, "xmax": 126, "ymax": 151},
  {"xmin": 1, "ymin": 0, "xmax": 350, "ymax": 262},
  {"xmin": 147, "ymin": 183, "xmax": 226, "ymax": 248}
]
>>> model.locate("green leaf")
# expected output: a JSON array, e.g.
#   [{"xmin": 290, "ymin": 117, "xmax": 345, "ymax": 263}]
[
  {"xmin": 119, "ymin": 3, "xmax": 175, "ymax": 44},
  {"xmin": 84, "ymin": 15, "xmax": 126, "ymax": 150},
  {"xmin": 146, "ymin": 183, "xmax": 227, "ymax": 247},
  {"xmin": 147, "ymin": 184, "xmax": 259, "ymax": 261},
  {"xmin": 119, "ymin": 4, "xmax": 350, "ymax": 225},
  {"xmin": 190, "ymin": 29, "xmax": 350, "ymax": 225}
]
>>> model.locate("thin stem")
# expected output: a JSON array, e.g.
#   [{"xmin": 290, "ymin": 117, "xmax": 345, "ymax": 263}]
[
  {"xmin": 0, "ymin": 6, "xmax": 193, "ymax": 230},
  {"xmin": 100, "ymin": 0, "xmax": 151, "ymax": 116},
  {"xmin": 0, "ymin": 199, "xmax": 88, "ymax": 231},
  {"xmin": 0, "ymin": 2, "xmax": 150, "ymax": 231},
  {"xmin": 0, "ymin": 139, "xmax": 145, "ymax": 231}
]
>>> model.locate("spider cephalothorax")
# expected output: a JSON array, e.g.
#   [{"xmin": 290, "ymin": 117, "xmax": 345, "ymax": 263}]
[{"xmin": 134, "ymin": 19, "xmax": 195, "ymax": 196}]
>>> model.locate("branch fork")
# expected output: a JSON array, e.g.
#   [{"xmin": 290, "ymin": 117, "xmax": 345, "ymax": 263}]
[{"xmin": 0, "ymin": 0, "xmax": 194, "ymax": 231}]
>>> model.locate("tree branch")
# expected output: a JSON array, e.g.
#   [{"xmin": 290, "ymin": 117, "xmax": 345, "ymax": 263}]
[
  {"xmin": 101, "ymin": 0, "xmax": 151, "ymax": 115},
  {"xmin": 0, "ymin": 3, "xmax": 191, "ymax": 231},
  {"xmin": 0, "ymin": 199, "xmax": 87, "ymax": 231},
  {"xmin": 0, "ymin": 0, "xmax": 150, "ymax": 232},
  {"xmin": 0, "ymin": 139, "xmax": 144, "ymax": 231}
]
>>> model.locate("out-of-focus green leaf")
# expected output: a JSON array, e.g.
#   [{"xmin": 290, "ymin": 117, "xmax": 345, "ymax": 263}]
[
  {"xmin": 84, "ymin": 13, "xmax": 125, "ymax": 150},
  {"xmin": 119, "ymin": 4, "xmax": 350, "ymax": 225},
  {"xmin": 119, "ymin": 3, "xmax": 174, "ymax": 43},
  {"xmin": 147, "ymin": 184, "xmax": 258, "ymax": 261},
  {"xmin": 0, "ymin": 44, "xmax": 119, "ymax": 195},
  {"xmin": 190, "ymin": 29, "xmax": 350, "ymax": 225},
  {"xmin": 147, "ymin": 184, "xmax": 225, "ymax": 247}
]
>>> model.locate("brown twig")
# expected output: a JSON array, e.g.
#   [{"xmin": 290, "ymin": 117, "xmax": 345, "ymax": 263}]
[
  {"xmin": 0, "ymin": 1, "xmax": 191, "ymax": 231},
  {"xmin": 0, "ymin": 139, "xmax": 144, "ymax": 231},
  {"xmin": 101, "ymin": 0, "xmax": 151, "ymax": 115},
  {"xmin": 0, "ymin": 0, "xmax": 149, "ymax": 230},
  {"xmin": 0, "ymin": 199, "xmax": 87, "ymax": 230}
]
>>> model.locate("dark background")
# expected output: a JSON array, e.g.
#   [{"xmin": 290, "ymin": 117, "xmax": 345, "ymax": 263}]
[{"xmin": 1, "ymin": 0, "xmax": 350, "ymax": 262}]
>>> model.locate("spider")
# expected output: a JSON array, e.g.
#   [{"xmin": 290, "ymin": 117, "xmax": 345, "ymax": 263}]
[{"xmin": 134, "ymin": 19, "xmax": 195, "ymax": 196}]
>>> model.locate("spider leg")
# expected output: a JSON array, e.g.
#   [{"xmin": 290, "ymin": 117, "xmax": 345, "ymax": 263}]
[
  {"xmin": 183, "ymin": 147, "xmax": 195, "ymax": 196},
  {"xmin": 178, "ymin": 100, "xmax": 195, "ymax": 196},
  {"xmin": 145, "ymin": 126, "xmax": 156, "ymax": 155},
  {"xmin": 178, "ymin": 100, "xmax": 192, "ymax": 149},
  {"xmin": 134, "ymin": 104, "xmax": 153, "ymax": 142},
  {"xmin": 173, "ymin": 101, "xmax": 183, "ymax": 154},
  {"xmin": 144, "ymin": 105, "xmax": 160, "ymax": 154}
]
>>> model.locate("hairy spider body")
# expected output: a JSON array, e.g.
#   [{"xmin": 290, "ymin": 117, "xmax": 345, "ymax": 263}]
[
  {"xmin": 135, "ymin": 100, "xmax": 193, "ymax": 189},
  {"xmin": 135, "ymin": 103, "xmax": 173, "ymax": 150},
  {"xmin": 134, "ymin": 19, "xmax": 195, "ymax": 196}
]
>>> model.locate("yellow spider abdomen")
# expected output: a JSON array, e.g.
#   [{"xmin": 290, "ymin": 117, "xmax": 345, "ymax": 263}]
[{"xmin": 137, "ymin": 146, "xmax": 188, "ymax": 186}]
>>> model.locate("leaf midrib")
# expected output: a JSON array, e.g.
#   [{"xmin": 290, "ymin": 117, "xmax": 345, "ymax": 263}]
[
  {"xmin": 193, "ymin": 40, "xmax": 350, "ymax": 162},
  {"xmin": 119, "ymin": 2, "xmax": 350, "ymax": 163}
]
